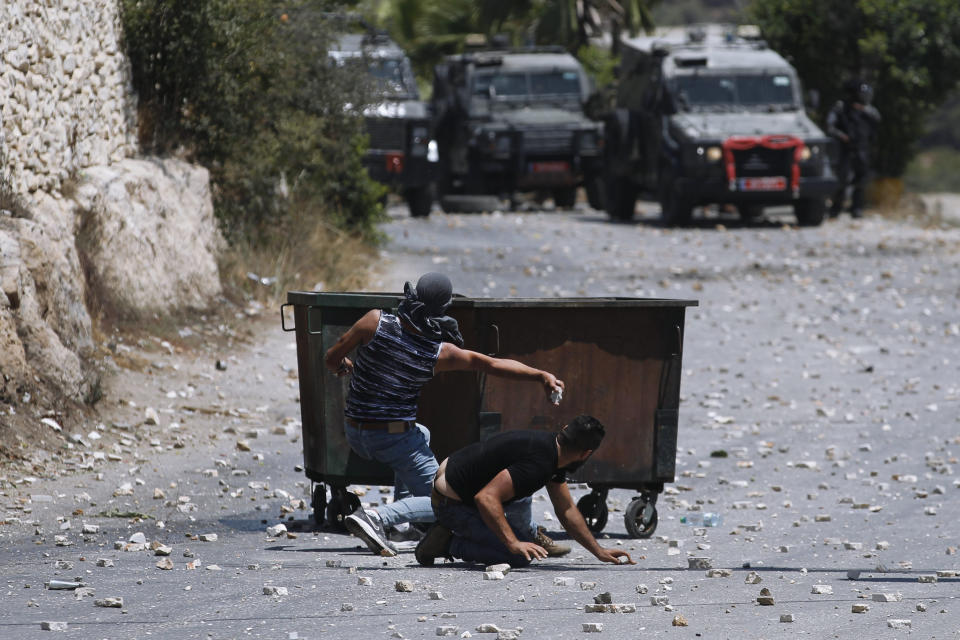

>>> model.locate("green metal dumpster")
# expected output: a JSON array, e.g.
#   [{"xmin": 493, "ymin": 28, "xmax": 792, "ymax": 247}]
[{"xmin": 283, "ymin": 291, "xmax": 697, "ymax": 537}]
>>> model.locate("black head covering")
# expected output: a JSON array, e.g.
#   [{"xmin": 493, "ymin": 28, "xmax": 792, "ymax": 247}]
[{"xmin": 396, "ymin": 272, "xmax": 464, "ymax": 347}]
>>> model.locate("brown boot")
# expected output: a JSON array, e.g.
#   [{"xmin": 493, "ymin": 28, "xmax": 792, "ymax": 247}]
[
  {"xmin": 415, "ymin": 524, "xmax": 453, "ymax": 566},
  {"xmin": 535, "ymin": 526, "xmax": 571, "ymax": 557}
]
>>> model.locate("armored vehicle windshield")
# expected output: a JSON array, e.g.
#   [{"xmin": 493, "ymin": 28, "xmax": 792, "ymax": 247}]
[{"xmin": 672, "ymin": 71, "xmax": 799, "ymax": 111}]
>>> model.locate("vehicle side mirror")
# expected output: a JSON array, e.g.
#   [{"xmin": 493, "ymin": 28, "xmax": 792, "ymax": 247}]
[{"xmin": 806, "ymin": 89, "xmax": 820, "ymax": 110}]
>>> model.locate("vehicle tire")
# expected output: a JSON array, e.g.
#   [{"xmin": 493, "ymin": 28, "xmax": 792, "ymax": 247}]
[
  {"xmin": 624, "ymin": 498, "xmax": 658, "ymax": 539},
  {"xmin": 576, "ymin": 492, "xmax": 609, "ymax": 533},
  {"xmin": 404, "ymin": 186, "xmax": 432, "ymax": 218},
  {"xmin": 311, "ymin": 484, "xmax": 327, "ymax": 527},
  {"xmin": 553, "ymin": 187, "xmax": 577, "ymax": 209},
  {"xmin": 795, "ymin": 198, "xmax": 826, "ymax": 227},
  {"xmin": 605, "ymin": 175, "xmax": 636, "ymax": 221},
  {"xmin": 585, "ymin": 174, "xmax": 606, "ymax": 211},
  {"xmin": 738, "ymin": 204, "xmax": 763, "ymax": 221},
  {"xmin": 326, "ymin": 488, "xmax": 361, "ymax": 531},
  {"xmin": 659, "ymin": 173, "xmax": 693, "ymax": 226}
]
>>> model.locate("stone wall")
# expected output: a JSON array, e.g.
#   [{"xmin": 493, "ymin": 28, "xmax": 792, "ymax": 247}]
[
  {"xmin": 0, "ymin": 2, "xmax": 224, "ymax": 412},
  {"xmin": 1, "ymin": 0, "xmax": 138, "ymax": 194}
]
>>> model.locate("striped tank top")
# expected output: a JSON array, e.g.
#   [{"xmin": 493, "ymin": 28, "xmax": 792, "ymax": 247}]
[{"xmin": 344, "ymin": 312, "xmax": 443, "ymax": 422}]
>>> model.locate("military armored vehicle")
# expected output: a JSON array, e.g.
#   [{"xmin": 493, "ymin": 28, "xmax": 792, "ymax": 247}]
[
  {"xmin": 600, "ymin": 24, "xmax": 836, "ymax": 226},
  {"xmin": 432, "ymin": 49, "xmax": 604, "ymax": 210},
  {"xmin": 330, "ymin": 33, "xmax": 436, "ymax": 217}
]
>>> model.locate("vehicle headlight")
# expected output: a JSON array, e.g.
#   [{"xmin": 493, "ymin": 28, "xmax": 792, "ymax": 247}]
[
  {"xmin": 427, "ymin": 140, "xmax": 439, "ymax": 163},
  {"xmin": 705, "ymin": 146, "xmax": 723, "ymax": 162},
  {"xmin": 799, "ymin": 145, "xmax": 812, "ymax": 162}
]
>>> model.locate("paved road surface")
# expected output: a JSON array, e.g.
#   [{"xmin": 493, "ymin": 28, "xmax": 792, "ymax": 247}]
[{"xmin": 2, "ymin": 203, "xmax": 960, "ymax": 638}]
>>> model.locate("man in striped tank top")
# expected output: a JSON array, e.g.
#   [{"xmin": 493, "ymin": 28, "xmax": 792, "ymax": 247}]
[{"xmin": 325, "ymin": 273, "xmax": 565, "ymax": 557}]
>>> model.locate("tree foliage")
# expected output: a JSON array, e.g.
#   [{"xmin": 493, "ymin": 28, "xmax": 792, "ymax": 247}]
[
  {"xmin": 121, "ymin": 0, "xmax": 385, "ymax": 241},
  {"xmin": 750, "ymin": 0, "xmax": 960, "ymax": 176},
  {"xmin": 375, "ymin": 0, "xmax": 659, "ymax": 83}
]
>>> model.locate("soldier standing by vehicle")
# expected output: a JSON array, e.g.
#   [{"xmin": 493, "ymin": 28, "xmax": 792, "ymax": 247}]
[
  {"xmin": 324, "ymin": 272, "xmax": 568, "ymax": 557},
  {"xmin": 827, "ymin": 80, "xmax": 881, "ymax": 218}
]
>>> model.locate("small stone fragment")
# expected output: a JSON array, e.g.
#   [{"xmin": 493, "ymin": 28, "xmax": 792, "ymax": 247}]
[
  {"xmin": 811, "ymin": 585, "xmax": 833, "ymax": 595},
  {"xmin": 483, "ymin": 571, "xmax": 504, "ymax": 581},
  {"xmin": 155, "ymin": 558, "xmax": 174, "ymax": 570},
  {"xmin": 341, "ymin": 603, "xmax": 354, "ymax": 611},
  {"xmin": 917, "ymin": 574, "xmax": 937, "ymax": 583},
  {"xmin": 650, "ymin": 595, "xmax": 669, "ymax": 606},
  {"xmin": 757, "ymin": 588, "xmax": 774, "ymax": 606},
  {"xmin": 153, "ymin": 544, "xmax": 172, "ymax": 556},
  {"xmin": 476, "ymin": 624, "xmax": 500, "ymax": 633},
  {"xmin": 436, "ymin": 626, "xmax": 459, "ymax": 636},
  {"xmin": 872, "ymin": 593, "xmax": 902, "ymax": 602},
  {"xmin": 672, "ymin": 614, "xmax": 688, "ymax": 627},
  {"xmin": 357, "ymin": 577, "xmax": 372, "ymax": 586},
  {"xmin": 485, "ymin": 563, "xmax": 510, "ymax": 574},
  {"xmin": 266, "ymin": 524, "xmax": 287, "ymax": 537},
  {"xmin": 852, "ymin": 604, "xmax": 869, "ymax": 613},
  {"xmin": 263, "ymin": 586, "xmax": 288, "ymax": 596},
  {"xmin": 96, "ymin": 558, "xmax": 114, "ymax": 568},
  {"xmin": 129, "ymin": 532, "xmax": 147, "ymax": 545},
  {"xmin": 887, "ymin": 619, "xmax": 911, "ymax": 629},
  {"xmin": 581, "ymin": 622, "xmax": 603, "ymax": 633},
  {"xmin": 40, "ymin": 621, "xmax": 68, "ymax": 631},
  {"xmin": 237, "ymin": 440, "xmax": 252, "ymax": 451},
  {"xmin": 199, "ymin": 533, "xmax": 218, "ymax": 542},
  {"xmin": 688, "ymin": 557, "xmax": 712, "ymax": 569},
  {"xmin": 635, "ymin": 584, "xmax": 648, "ymax": 594},
  {"xmin": 395, "ymin": 580, "xmax": 414, "ymax": 592},
  {"xmin": 553, "ymin": 577, "xmax": 574, "ymax": 587},
  {"xmin": 429, "ymin": 591, "xmax": 445, "ymax": 600},
  {"xmin": 94, "ymin": 597, "xmax": 123, "ymax": 608},
  {"xmin": 81, "ymin": 524, "xmax": 99, "ymax": 534},
  {"xmin": 875, "ymin": 541, "xmax": 890, "ymax": 550},
  {"xmin": 593, "ymin": 592, "xmax": 612, "ymax": 604},
  {"xmin": 917, "ymin": 602, "xmax": 927, "ymax": 612},
  {"xmin": 706, "ymin": 569, "xmax": 732, "ymax": 578},
  {"xmin": 779, "ymin": 613, "xmax": 794, "ymax": 623}
]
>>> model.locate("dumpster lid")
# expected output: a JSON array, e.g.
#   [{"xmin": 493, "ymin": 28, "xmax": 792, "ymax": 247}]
[{"xmin": 286, "ymin": 291, "xmax": 698, "ymax": 308}]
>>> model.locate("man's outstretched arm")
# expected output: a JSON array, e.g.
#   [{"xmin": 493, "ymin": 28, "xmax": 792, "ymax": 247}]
[{"xmin": 547, "ymin": 481, "xmax": 635, "ymax": 565}]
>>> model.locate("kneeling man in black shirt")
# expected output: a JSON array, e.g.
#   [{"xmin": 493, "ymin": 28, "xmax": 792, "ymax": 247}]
[{"xmin": 416, "ymin": 415, "xmax": 635, "ymax": 567}]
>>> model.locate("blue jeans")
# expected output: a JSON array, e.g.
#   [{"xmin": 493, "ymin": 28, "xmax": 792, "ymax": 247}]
[
  {"xmin": 436, "ymin": 496, "xmax": 537, "ymax": 567},
  {"xmin": 343, "ymin": 421, "xmax": 438, "ymax": 528}
]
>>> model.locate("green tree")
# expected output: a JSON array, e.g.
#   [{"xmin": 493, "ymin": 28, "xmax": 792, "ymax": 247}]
[
  {"xmin": 750, "ymin": 0, "xmax": 960, "ymax": 176},
  {"xmin": 122, "ymin": 0, "xmax": 385, "ymax": 240}
]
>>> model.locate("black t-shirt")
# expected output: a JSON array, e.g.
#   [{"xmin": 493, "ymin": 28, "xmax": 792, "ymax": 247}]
[{"xmin": 445, "ymin": 430, "xmax": 566, "ymax": 506}]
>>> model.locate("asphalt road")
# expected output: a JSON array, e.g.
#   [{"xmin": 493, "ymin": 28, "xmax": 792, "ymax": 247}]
[{"xmin": 2, "ymin": 201, "xmax": 960, "ymax": 639}]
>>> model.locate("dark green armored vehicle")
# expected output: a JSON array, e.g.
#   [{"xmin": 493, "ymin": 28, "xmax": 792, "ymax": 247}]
[
  {"xmin": 330, "ymin": 34, "xmax": 436, "ymax": 217},
  {"xmin": 432, "ymin": 49, "xmax": 604, "ymax": 210},
  {"xmin": 600, "ymin": 24, "xmax": 837, "ymax": 226}
]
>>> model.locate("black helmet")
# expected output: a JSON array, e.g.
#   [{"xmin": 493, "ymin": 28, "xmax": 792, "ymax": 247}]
[{"xmin": 844, "ymin": 78, "xmax": 873, "ymax": 105}]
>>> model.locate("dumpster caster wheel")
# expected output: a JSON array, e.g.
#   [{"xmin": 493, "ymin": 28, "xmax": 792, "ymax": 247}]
[
  {"xmin": 326, "ymin": 489, "xmax": 361, "ymax": 531},
  {"xmin": 577, "ymin": 491, "xmax": 609, "ymax": 533},
  {"xmin": 311, "ymin": 484, "xmax": 327, "ymax": 527},
  {"xmin": 624, "ymin": 498, "xmax": 658, "ymax": 538}
]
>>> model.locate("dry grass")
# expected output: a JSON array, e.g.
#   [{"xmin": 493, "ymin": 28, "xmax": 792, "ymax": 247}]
[{"xmin": 219, "ymin": 205, "xmax": 377, "ymax": 306}]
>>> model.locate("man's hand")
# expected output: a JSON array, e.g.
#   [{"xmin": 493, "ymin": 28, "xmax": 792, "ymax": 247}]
[
  {"xmin": 594, "ymin": 548, "xmax": 636, "ymax": 565},
  {"xmin": 508, "ymin": 540, "xmax": 548, "ymax": 562},
  {"xmin": 335, "ymin": 357, "xmax": 353, "ymax": 377},
  {"xmin": 542, "ymin": 373, "xmax": 564, "ymax": 405}
]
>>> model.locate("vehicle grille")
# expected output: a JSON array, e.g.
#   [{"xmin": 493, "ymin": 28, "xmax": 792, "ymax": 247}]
[
  {"xmin": 733, "ymin": 146, "xmax": 792, "ymax": 177},
  {"xmin": 522, "ymin": 129, "xmax": 573, "ymax": 154},
  {"xmin": 365, "ymin": 118, "xmax": 405, "ymax": 152}
]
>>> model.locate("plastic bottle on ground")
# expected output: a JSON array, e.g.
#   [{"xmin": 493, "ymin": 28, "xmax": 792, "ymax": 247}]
[{"xmin": 679, "ymin": 512, "xmax": 722, "ymax": 527}]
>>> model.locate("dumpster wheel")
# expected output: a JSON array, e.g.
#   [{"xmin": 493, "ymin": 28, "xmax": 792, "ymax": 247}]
[
  {"xmin": 624, "ymin": 497, "xmax": 658, "ymax": 539},
  {"xmin": 577, "ymin": 490, "xmax": 609, "ymax": 533}
]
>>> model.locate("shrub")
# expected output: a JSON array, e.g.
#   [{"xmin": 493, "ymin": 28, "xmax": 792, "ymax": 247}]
[{"xmin": 120, "ymin": 0, "xmax": 385, "ymax": 242}]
